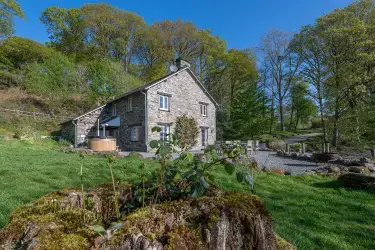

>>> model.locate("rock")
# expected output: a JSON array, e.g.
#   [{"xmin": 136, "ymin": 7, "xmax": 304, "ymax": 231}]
[
  {"xmin": 276, "ymin": 151, "xmax": 284, "ymax": 157},
  {"xmin": 0, "ymin": 184, "xmax": 289, "ymax": 250},
  {"xmin": 360, "ymin": 157, "xmax": 372, "ymax": 164},
  {"xmin": 127, "ymin": 152, "xmax": 144, "ymax": 159},
  {"xmin": 116, "ymin": 152, "xmax": 127, "ymax": 158},
  {"xmin": 290, "ymin": 153, "xmax": 298, "ymax": 159},
  {"xmin": 270, "ymin": 168, "xmax": 286, "ymax": 175},
  {"xmin": 338, "ymin": 173, "xmax": 375, "ymax": 190},
  {"xmin": 348, "ymin": 166, "xmax": 370, "ymax": 174},
  {"xmin": 327, "ymin": 166, "xmax": 341, "ymax": 174}
]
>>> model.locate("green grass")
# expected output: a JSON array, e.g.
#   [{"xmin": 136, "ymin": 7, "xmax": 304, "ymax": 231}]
[{"xmin": 0, "ymin": 139, "xmax": 374, "ymax": 249}]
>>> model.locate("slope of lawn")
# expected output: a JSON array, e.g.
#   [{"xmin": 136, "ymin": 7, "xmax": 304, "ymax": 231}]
[{"xmin": 0, "ymin": 139, "xmax": 374, "ymax": 249}]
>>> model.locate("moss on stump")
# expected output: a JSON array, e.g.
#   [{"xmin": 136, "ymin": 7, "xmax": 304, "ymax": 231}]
[{"xmin": 0, "ymin": 183, "xmax": 295, "ymax": 250}]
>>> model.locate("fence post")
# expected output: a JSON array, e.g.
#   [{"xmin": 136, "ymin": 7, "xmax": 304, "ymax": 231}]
[
  {"xmin": 371, "ymin": 149, "xmax": 375, "ymax": 161},
  {"xmin": 326, "ymin": 143, "xmax": 330, "ymax": 153},
  {"xmin": 301, "ymin": 143, "xmax": 305, "ymax": 154},
  {"xmin": 322, "ymin": 143, "xmax": 326, "ymax": 153},
  {"xmin": 286, "ymin": 144, "xmax": 290, "ymax": 154}
]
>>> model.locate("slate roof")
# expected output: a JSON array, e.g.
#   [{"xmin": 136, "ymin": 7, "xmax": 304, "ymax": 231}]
[{"xmin": 61, "ymin": 66, "xmax": 217, "ymax": 124}]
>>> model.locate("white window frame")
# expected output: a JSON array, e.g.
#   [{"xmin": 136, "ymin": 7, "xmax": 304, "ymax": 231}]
[
  {"xmin": 159, "ymin": 95, "xmax": 169, "ymax": 111},
  {"xmin": 112, "ymin": 104, "xmax": 117, "ymax": 116},
  {"xmin": 159, "ymin": 124, "xmax": 170, "ymax": 141},
  {"xmin": 200, "ymin": 104, "xmax": 207, "ymax": 117},
  {"xmin": 127, "ymin": 96, "xmax": 133, "ymax": 112}
]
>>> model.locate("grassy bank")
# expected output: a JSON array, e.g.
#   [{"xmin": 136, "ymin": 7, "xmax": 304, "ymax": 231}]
[{"xmin": 0, "ymin": 139, "xmax": 374, "ymax": 249}]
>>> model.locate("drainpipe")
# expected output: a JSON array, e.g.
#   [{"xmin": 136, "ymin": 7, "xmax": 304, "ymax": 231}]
[
  {"xmin": 141, "ymin": 91, "xmax": 148, "ymax": 152},
  {"xmin": 72, "ymin": 120, "xmax": 77, "ymax": 148}
]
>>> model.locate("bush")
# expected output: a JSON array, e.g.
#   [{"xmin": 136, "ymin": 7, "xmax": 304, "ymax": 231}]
[
  {"xmin": 174, "ymin": 115, "xmax": 199, "ymax": 151},
  {"xmin": 311, "ymin": 117, "xmax": 322, "ymax": 129},
  {"xmin": 267, "ymin": 139, "xmax": 286, "ymax": 151}
]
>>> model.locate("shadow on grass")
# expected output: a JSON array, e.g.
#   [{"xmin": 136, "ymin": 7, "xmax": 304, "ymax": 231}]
[{"xmin": 311, "ymin": 180, "xmax": 343, "ymax": 189}]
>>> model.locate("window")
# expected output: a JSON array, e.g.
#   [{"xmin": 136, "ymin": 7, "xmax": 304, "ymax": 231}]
[
  {"xmin": 159, "ymin": 124, "xmax": 170, "ymax": 141},
  {"xmin": 112, "ymin": 104, "xmax": 117, "ymax": 116},
  {"xmin": 159, "ymin": 95, "xmax": 169, "ymax": 111},
  {"xmin": 130, "ymin": 126, "xmax": 140, "ymax": 141},
  {"xmin": 201, "ymin": 128, "xmax": 208, "ymax": 146},
  {"xmin": 200, "ymin": 104, "xmax": 207, "ymax": 117},
  {"xmin": 127, "ymin": 97, "xmax": 133, "ymax": 112}
]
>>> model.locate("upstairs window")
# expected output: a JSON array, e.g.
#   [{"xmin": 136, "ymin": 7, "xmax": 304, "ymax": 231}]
[
  {"xmin": 127, "ymin": 96, "xmax": 133, "ymax": 112},
  {"xmin": 159, "ymin": 95, "xmax": 169, "ymax": 111},
  {"xmin": 112, "ymin": 104, "xmax": 117, "ymax": 116},
  {"xmin": 200, "ymin": 104, "xmax": 207, "ymax": 117}
]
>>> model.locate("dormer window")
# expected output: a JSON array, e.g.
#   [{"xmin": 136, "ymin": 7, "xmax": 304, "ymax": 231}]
[
  {"xmin": 200, "ymin": 103, "xmax": 208, "ymax": 117},
  {"xmin": 127, "ymin": 96, "xmax": 133, "ymax": 112},
  {"xmin": 112, "ymin": 104, "xmax": 117, "ymax": 116},
  {"xmin": 159, "ymin": 95, "xmax": 169, "ymax": 111}
]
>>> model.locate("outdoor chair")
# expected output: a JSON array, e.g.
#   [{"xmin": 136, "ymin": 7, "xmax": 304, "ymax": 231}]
[
  {"xmin": 246, "ymin": 140, "xmax": 254, "ymax": 156},
  {"xmin": 254, "ymin": 140, "xmax": 260, "ymax": 155}
]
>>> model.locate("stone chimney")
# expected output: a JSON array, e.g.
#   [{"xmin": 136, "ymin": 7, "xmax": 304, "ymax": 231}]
[{"xmin": 176, "ymin": 58, "xmax": 191, "ymax": 69}]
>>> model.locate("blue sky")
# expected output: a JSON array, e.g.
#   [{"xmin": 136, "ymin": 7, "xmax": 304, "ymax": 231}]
[{"xmin": 14, "ymin": 0, "xmax": 355, "ymax": 49}]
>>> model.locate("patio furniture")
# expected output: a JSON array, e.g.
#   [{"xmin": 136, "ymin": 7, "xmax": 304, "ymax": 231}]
[
  {"xmin": 254, "ymin": 140, "xmax": 259, "ymax": 155},
  {"xmin": 246, "ymin": 140, "xmax": 254, "ymax": 156}
]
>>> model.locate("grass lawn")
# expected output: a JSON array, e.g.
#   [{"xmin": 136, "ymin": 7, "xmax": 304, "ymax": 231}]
[{"xmin": 0, "ymin": 139, "xmax": 374, "ymax": 249}]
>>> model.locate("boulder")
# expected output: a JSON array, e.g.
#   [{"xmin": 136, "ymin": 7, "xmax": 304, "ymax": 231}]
[
  {"xmin": 348, "ymin": 166, "xmax": 370, "ymax": 174},
  {"xmin": 127, "ymin": 152, "xmax": 144, "ymax": 159},
  {"xmin": 338, "ymin": 173, "xmax": 375, "ymax": 190},
  {"xmin": 0, "ymin": 184, "xmax": 293, "ymax": 250},
  {"xmin": 327, "ymin": 166, "xmax": 341, "ymax": 174}
]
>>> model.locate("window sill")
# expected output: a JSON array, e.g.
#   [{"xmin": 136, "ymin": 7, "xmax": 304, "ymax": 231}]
[{"xmin": 159, "ymin": 108, "xmax": 170, "ymax": 112}]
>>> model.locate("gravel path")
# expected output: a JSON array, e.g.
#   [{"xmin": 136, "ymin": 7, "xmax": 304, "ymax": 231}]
[{"xmin": 252, "ymin": 151, "xmax": 320, "ymax": 175}]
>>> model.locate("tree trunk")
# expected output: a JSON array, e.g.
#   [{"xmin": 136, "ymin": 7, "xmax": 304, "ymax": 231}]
[
  {"xmin": 355, "ymin": 107, "xmax": 361, "ymax": 143},
  {"xmin": 278, "ymin": 96, "xmax": 284, "ymax": 131},
  {"xmin": 317, "ymin": 83, "xmax": 327, "ymax": 142}
]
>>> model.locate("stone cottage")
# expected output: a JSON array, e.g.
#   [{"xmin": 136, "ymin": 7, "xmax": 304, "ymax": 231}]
[{"xmin": 60, "ymin": 62, "xmax": 217, "ymax": 152}]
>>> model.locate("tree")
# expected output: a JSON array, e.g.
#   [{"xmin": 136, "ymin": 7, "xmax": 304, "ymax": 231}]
[
  {"xmin": 291, "ymin": 25, "xmax": 328, "ymax": 140},
  {"xmin": 153, "ymin": 19, "xmax": 201, "ymax": 63},
  {"xmin": 230, "ymin": 82, "xmax": 271, "ymax": 139},
  {"xmin": 40, "ymin": 7, "xmax": 86, "ymax": 59},
  {"xmin": 0, "ymin": 0, "xmax": 25, "ymax": 39},
  {"xmin": 174, "ymin": 115, "xmax": 199, "ymax": 151},
  {"xmin": 41, "ymin": 3, "xmax": 147, "ymax": 70},
  {"xmin": 316, "ymin": 0, "xmax": 375, "ymax": 146},
  {"xmin": 86, "ymin": 58, "xmax": 142, "ymax": 104},
  {"xmin": 134, "ymin": 25, "xmax": 172, "ymax": 81},
  {"xmin": 260, "ymin": 29, "xmax": 301, "ymax": 131},
  {"xmin": 289, "ymin": 82, "xmax": 316, "ymax": 131},
  {"xmin": 0, "ymin": 36, "xmax": 54, "ymax": 87}
]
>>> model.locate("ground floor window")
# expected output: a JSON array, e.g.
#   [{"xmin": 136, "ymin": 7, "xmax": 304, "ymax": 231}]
[
  {"xmin": 201, "ymin": 128, "xmax": 208, "ymax": 146},
  {"xmin": 130, "ymin": 126, "xmax": 140, "ymax": 141},
  {"xmin": 159, "ymin": 124, "xmax": 170, "ymax": 141}
]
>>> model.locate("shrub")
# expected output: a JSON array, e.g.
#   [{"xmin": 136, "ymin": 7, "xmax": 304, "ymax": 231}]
[
  {"xmin": 268, "ymin": 139, "xmax": 286, "ymax": 151},
  {"xmin": 174, "ymin": 115, "xmax": 199, "ymax": 151},
  {"xmin": 311, "ymin": 117, "xmax": 324, "ymax": 129}
]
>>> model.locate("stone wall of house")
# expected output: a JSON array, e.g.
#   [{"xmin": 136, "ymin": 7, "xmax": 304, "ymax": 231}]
[
  {"xmin": 76, "ymin": 107, "xmax": 112, "ymax": 147},
  {"xmin": 147, "ymin": 69, "xmax": 216, "ymax": 151},
  {"xmin": 116, "ymin": 92, "xmax": 147, "ymax": 152}
]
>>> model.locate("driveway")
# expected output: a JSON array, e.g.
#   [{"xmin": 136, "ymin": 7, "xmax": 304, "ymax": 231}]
[
  {"xmin": 252, "ymin": 151, "xmax": 319, "ymax": 175},
  {"xmin": 284, "ymin": 133, "xmax": 322, "ymax": 144}
]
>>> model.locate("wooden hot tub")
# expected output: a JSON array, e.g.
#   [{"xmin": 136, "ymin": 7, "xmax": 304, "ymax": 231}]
[{"xmin": 89, "ymin": 137, "xmax": 117, "ymax": 152}]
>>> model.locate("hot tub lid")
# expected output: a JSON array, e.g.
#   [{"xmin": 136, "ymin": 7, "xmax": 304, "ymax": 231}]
[{"xmin": 101, "ymin": 116, "xmax": 120, "ymax": 127}]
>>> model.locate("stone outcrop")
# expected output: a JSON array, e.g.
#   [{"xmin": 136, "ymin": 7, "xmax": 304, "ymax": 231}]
[
  {"xmin": 338, "ymin": 173, "xmax": 375, "ymax": 191},
  {"xmin": 0, "ymin": 183, "xmax": 293, "ymax": 250}
]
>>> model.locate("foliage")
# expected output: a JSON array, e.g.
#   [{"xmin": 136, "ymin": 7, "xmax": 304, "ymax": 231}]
[
  {"xmin": 85, "ymin": 58, "xmax": 142, "ymax": 103},
  {"xmin": 0, "ymin": 0, "xmax": 25, "ymax": 39},
  {"xmin": 174, "ymin": 115, "xmax": 199, "ymax": 151},
  {"xmin": 148, "ymin": 126, "xmax": 254, "ymax": 202},
  {"xmin": 267, "ymin": 139, "xmax": 286, "ymax": 151}
]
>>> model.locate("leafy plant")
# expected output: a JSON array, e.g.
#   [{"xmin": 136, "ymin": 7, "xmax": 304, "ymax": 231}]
[
  {"xmin": 174, "ymin": 115, "xmax": 199, "ymax": 151},
  {"xmin": 147, "ymin": 126, "xmax": 255, "ymax": 202}
]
